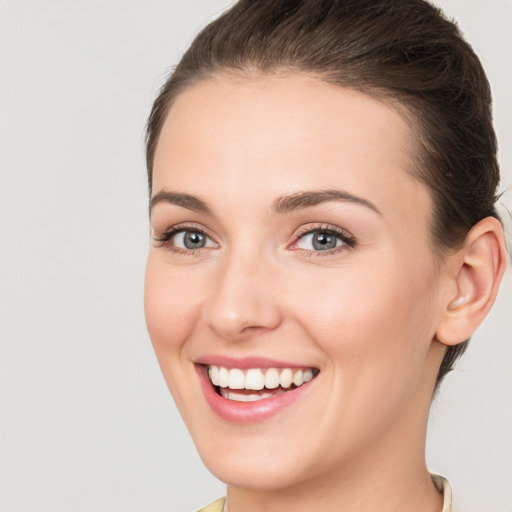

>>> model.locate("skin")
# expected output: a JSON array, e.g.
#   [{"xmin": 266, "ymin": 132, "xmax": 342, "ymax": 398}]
[{"xmin": 144, "ymin": 74, "xmax": 504, "ymax": 511}]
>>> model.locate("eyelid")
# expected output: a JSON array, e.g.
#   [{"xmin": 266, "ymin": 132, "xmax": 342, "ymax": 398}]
[
  {"xmin": 152, "ymin": 222, "xmax": 218, "ymax": 249},
  {"xmin": 289, "ymin": 223, "xmax": 356, "ymax": 254},
  {"xmin": 152, "ymin": 221, "xmax": 355, "ymax": 255}
]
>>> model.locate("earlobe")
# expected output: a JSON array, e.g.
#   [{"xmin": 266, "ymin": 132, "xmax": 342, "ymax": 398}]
[{"xmin": 436, "ymin": 217, "xmax": 507, "ymax": 347}]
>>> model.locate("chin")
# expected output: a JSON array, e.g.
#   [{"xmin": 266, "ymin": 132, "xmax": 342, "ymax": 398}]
[
  {"xmin": 187, "ymin": 417, "xmax": 335, "ymax": 492},
  {"xmin": 200, "ymin": 450, "xmax": 311, "ymax": 490}
]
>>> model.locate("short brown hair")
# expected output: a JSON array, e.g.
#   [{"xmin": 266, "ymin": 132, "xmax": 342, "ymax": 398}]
[{"xmin": 145, "ymin": 0, "xmax": 501, "ymax": 389}]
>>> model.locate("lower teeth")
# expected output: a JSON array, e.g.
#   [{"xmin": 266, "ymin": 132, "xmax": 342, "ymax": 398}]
[{"xmin": 218, "ymin": 386, "xmax": 293, "ymax": 402}]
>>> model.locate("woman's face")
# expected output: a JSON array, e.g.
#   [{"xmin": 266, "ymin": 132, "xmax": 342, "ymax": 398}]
[{"xmin": 145, "ymin": 74, "xmax": 447, "ymax": 490}]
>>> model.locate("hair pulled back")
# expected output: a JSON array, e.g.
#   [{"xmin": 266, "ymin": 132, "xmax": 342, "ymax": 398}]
[{"xmin": 145, "ymin": 0, "xmax": 501, "ymax": 388}]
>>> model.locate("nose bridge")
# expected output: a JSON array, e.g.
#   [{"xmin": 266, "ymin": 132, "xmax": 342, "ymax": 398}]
[{"xmin": 203, "ymin": 241, "xmax": 281, "ymax": 339}]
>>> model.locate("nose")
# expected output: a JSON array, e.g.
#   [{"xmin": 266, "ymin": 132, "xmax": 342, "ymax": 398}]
[{"xmin": 202, "ymin": 250, "xmax": 283, "ymax": 340}]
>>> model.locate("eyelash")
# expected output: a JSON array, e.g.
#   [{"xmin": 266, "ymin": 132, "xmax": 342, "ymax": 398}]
[
  {"xmin": 153, "ymin": 223, "xmax": 356, "ymax": 256},
  {"xmin": 153, "ymin": 223, "xmax": 216, "ymax": 255},
  {"xmin": 291, "ymin": 224, "xmax": 356, "ymax": 257}
]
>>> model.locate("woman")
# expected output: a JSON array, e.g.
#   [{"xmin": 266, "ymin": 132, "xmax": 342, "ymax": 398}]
[{"xmin": 143, "ymin": 1, "xmax": 508, "ymax": 511}]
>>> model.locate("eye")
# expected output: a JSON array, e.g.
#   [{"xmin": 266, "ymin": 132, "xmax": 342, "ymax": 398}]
[
  {"xmin": 154, "ymin": 226, "xmax": 217, "ymax": 252},
  {"xmin": 173, "ymin": 230, "xmax": 213, "ymax": 249},
  {"xmin": 291, "ymin": 225, "xmax": 356, "ymax": 254},
  {"xmin": 297, "ymin": 231, "xmax": 342, "ymax": 251}
]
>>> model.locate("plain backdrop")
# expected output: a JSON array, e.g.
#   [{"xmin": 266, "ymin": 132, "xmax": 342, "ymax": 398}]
[{"xmin": 1, "ymin": 1, "xmax": 511, "ymax": 511}]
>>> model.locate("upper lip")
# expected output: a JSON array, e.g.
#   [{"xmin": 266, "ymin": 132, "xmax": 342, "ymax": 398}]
[{"xmin": 195, "ymin": 355, "xmax": 317, "ymax": 370}]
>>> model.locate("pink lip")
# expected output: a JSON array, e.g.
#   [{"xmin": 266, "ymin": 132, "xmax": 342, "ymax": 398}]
[
  {"xmin": 195, "ymin": 363, "xmax": 317, "ymax": 424},
  {"xmin": 195, "ymin": 355, "xmax": 310, "ymax": 369}
]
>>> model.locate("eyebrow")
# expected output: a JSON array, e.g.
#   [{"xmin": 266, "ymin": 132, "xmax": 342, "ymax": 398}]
[
  {"xmin": 150, "ymin": 190, "xmax": 213, "ymax": 215},
  {"xmin": 272, "ymin": 189, "xmax": 381, "ymax": 215},
  {"xmin": 149, "ymin": 188, "xmax": 381, "ymax": 217}
]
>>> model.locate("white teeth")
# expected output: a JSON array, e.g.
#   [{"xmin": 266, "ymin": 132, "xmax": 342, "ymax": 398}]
[
  {"xmin": 209, "ymin": 365, "xmax": 220, "ymax": 386},
  {"xmin": 220, "ymin": 388, "xmax": 286, "ymax": 402},
  {"xmin": 219, "ymin": 367, "xmax": 229, "ymax": 388},
  {"xmin": 303, "ymin": 369, "xmax": 313, "ymax": 382},
  {"xmin": 229, "ymin": 368, "xmax": 245, "ymax": 389},
  {"xmin": 245, "ymin": 369, "xmax": 265, "ymax": 390},
  {"xmin": 293, "ymin": 369, "xmax": 304, "ymax": 386},
  {"xmin": 264, "ymin": 368, "xmax": 280, "ymax": 389},
  {"xmin": 280, "ymin": 368, "xmax": 293, "ymax": 388},
  {"xmin": 220, "ymin": 388, "xmax": 262, "ymax": 402},
  {"xmin": 207, "ymin": 365, "xmax": 317, "ymax": 394}
]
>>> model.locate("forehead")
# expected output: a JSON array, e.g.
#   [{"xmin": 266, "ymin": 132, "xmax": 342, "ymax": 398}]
[{"xmin": 152, "ymin": 73, "xmax": 431, "ymax": 228}]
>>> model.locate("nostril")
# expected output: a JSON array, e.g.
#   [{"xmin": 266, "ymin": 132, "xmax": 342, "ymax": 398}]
[{"xmin": 241, "ymin": 325, "xmax": 266, "ymax": 334}]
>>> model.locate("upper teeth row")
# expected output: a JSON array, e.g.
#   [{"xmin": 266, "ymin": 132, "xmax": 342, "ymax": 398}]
[{"xmin": 208, "ymin": 366, "xmax": 315, "ymax": 390}]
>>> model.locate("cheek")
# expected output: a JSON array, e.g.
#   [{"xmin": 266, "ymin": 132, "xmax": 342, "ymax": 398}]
[
  {"xmin": 290, "ymin": 256, "xmax": 439, "ymax": 380},
  {"xmin": 144, "ymin": 255, "xmax": 203, "ymax": 359},
  {"xmin": 288, "ymin": 258, "xmax": 439, "ymax": 449},
  {"xmin": 144, "ymin": 255, "xmax": 211, "ymax": 424}
]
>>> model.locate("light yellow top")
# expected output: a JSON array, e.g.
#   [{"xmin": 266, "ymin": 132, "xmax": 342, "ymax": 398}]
[
  {"xmin": 197, "ymin": 475, "xmax": 452, "ymax": 512},
  {"xmin": 197, "ymin": 497, "xmax": 226, "ymax": 512},
  {"xmin": 432, "ymin": 474, "xmax": 453, "ymax": 512}
]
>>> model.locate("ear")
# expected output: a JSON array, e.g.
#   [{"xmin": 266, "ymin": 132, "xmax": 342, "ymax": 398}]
[{"xmin": 435, "ymin": 216, "xmax": 508, "ymax": 346}]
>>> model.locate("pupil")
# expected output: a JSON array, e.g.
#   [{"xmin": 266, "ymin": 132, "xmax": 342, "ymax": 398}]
[
  {"xmin": 313, "ymin": 233, "xmax": 336, "ymax": 250},
  {"xmin": 184, "ymin": 231, "xmax": 205, "ymax": 249}
]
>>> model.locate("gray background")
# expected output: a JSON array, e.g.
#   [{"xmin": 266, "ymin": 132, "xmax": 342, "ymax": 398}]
[{"xmin": 1, "ymin": 1, "xmax": 510, "ymax": 511}]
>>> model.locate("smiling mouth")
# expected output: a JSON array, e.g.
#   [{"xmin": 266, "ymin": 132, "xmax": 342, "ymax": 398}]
[{"xmin": 206, "ymin": 365, "xmax": 320, "ymax": 402}]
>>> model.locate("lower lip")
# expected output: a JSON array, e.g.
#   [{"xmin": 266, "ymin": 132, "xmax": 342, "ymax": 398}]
[{"xmin": 196, "ymin": 366, "xmax": 316, "ymax": 424}]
